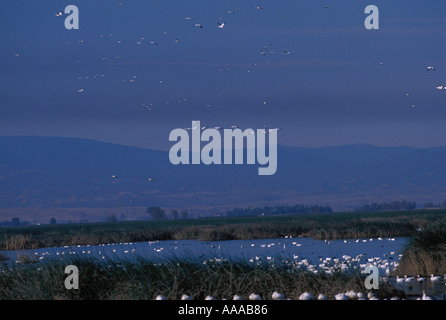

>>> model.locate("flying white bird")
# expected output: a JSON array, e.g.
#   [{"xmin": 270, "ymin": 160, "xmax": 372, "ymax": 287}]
[
  {"xmin": 436, "ymin": 84, "xmax": 445, "ymax": 90},
  {"xmin": 427, "ymin": 66, "xmax": 435, "ymax": 71},
  {"xmin": 227, "ymin": 8, "xmax": 240, "ymax": 14},
  {"xmin": 260, "ymin": 43, "xmax": 273, "ymax": 51},
  {"xmin": 55, "ymin": 12, "xmax": 63, "ymax": 17},
  {"xmin": 194, "ymin": 23, "xmax": 204, "ymax": 28},
  {"xmin": 217, "ymin": 22, "xmax": 226, "ymax": 29}
]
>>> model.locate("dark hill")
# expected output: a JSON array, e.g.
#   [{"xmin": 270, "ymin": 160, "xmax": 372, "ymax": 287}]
[{"xmin": 1, "ymin": 136, "xmax": 445, "ymax": 212}]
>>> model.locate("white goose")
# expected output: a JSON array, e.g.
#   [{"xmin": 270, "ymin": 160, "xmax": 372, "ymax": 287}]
[
  {"xmin": 416, "ymin": 275, "xmax": 425, "ymax": 283},
  {"xmin": 249, "ymin": 293, "xmax": 262, "ymax": 300},
  {"xmin": 299, "ymin": 292, "xmax": 314, "ymax": 300},
  {"xmin": 317, "ymin": 294, "xmax": 328, "ymax": 300},
  {"xmin": 430, "ymin": 274, "xmax": 441, "ymax": 282},
  {"xmin": 421, "ymin": 290, "xmax": 433, "ymax": 300},
  {"xmin": 271, "ymin": 291, "xmax": 286, "ymax": 300},
  {"xmin": 334, "ymin": 293, "xmax": 348, "ymax": 300}
]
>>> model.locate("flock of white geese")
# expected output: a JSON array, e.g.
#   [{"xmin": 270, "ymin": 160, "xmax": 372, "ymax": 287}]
[{"xmin": 154, "ymin": 283, "xmax": 443, "ymax": 300}]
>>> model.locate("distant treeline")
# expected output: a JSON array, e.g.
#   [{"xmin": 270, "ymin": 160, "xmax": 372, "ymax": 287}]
[
  {"xmin": 224, "ymin": 204, "xmax": 333, "ymax": 217},
  {"xmin": 0, "ymin": 216, "xmax": 57, "ymax": 227},
  {"xmin": 0, "ymin": 217, "xmax": 31, "ymax": 227},
  {"xmin": 354, "ymin": 200, "xmax": 446, "ymax": 212}
]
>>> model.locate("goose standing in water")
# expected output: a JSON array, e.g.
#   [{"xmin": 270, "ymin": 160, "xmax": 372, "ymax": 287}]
[{"xmin": 430, "ymin": 274, "xmax": 441, "ymax": 282}]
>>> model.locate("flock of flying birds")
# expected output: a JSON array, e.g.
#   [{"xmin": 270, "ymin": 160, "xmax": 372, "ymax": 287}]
[
  {"xmin": 9, "ymin": 5, "xmax": 443, "ymax": 104},
  {"xmin": 54, "ymin": 5, "xmax": 291, "ymax": 110},
  {"xmin": 48, "ymin": 4, "xmax": 446, "ymax": 112},
  {"xmin": 55, "ymin": 4, "xmax": 293, "ymax": 184},
  {"xmin": 50, "ymin": 3, "xmax": 445, "ymax": 182},
  {"xmin": 427, "ymin": 66, "xmax": 446, "ymax": 91},
  {"xmin": 51, "ymin": 4, "xmax": 302, "ymax": 118},
  {"xmin": 111, "ymin": 174, "xmax": 154, "ymax": 182},
  {"xmin": 14, "ymin": 4, "xmax": 444, "ymax": 182}
]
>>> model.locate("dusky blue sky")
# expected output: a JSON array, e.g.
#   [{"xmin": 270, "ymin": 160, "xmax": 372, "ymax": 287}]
[{"xmin": 1, "ymin": 0, "xmax": 445, "ymax": 150}]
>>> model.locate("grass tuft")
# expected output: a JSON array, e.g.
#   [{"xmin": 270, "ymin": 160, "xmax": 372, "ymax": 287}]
[{"xmin": 394, "ymin": 218, "xmax": 446, "ymax": 276}]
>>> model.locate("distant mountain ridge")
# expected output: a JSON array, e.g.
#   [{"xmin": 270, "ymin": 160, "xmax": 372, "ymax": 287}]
[{"xmin": 0, "ymin": 136, "xmax": 445, "ymax": 213}]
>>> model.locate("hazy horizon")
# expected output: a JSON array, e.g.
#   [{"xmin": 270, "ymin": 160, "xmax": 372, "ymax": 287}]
[{"xmin": 1, "ymin": 133, "xmax": 446, "ymax": 152}]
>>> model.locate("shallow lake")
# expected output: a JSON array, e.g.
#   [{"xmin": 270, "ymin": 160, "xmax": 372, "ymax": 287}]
[{"xmin": 2, "ymin": 236, "xmax": 407, "ymax": 267}]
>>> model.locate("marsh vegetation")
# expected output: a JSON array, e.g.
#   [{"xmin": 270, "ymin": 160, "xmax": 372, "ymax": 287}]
[
  {"xmin": 1, "ymin": 209, "xmax": 445, "ymax": 300},
  {"xmin": 1, "ymin": 209, "xmax": 445, "ymax": 251}
]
